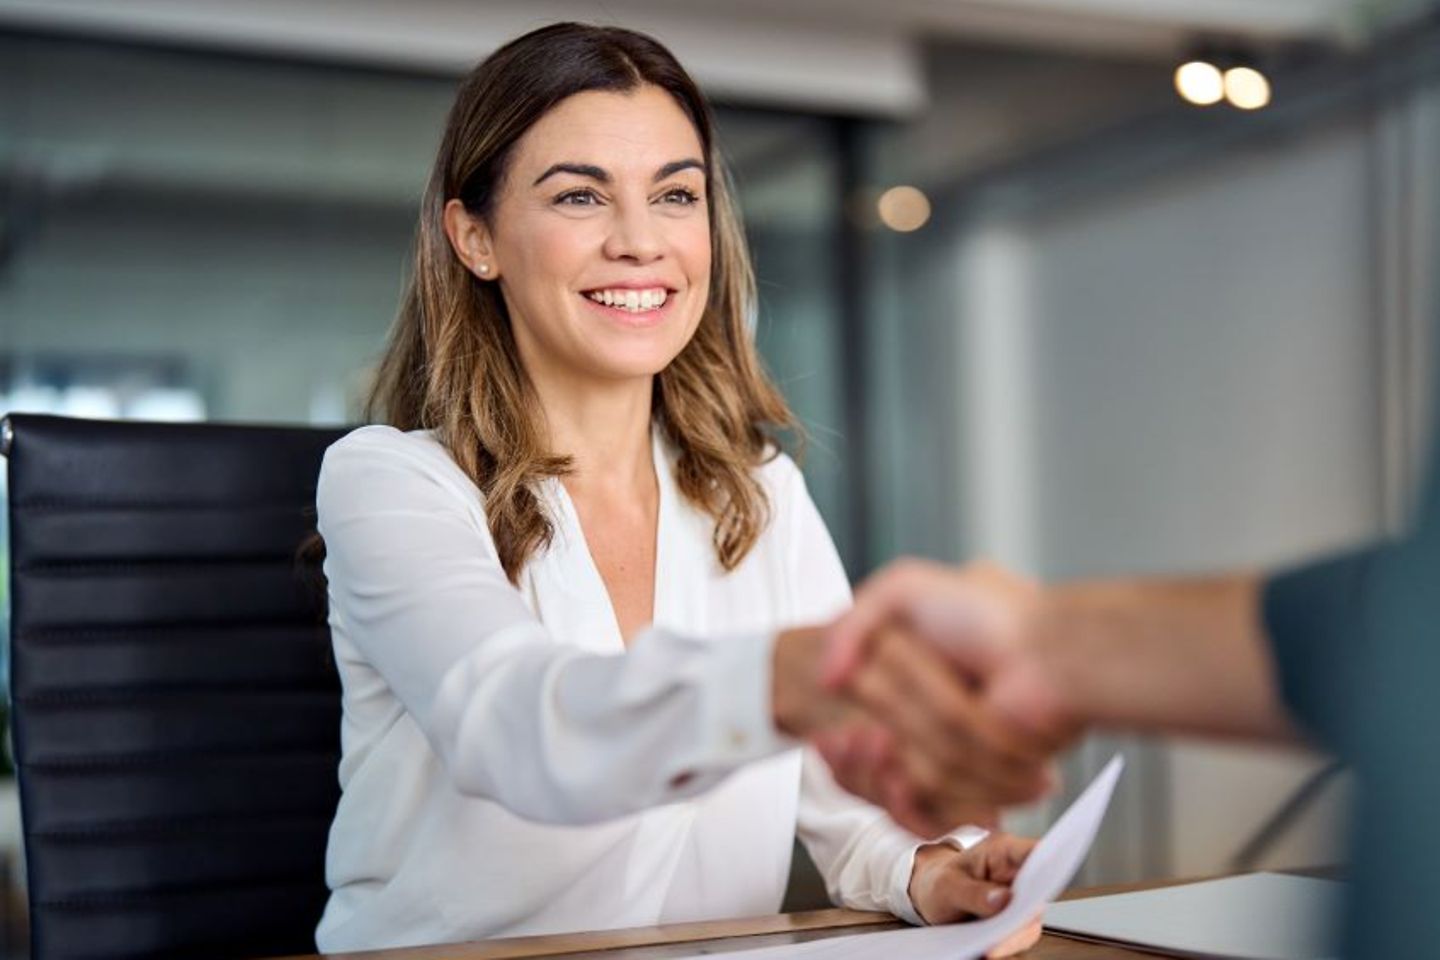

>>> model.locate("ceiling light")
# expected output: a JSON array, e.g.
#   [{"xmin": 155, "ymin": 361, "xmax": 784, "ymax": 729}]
[
  {"xmin": 877, "ymin": 186, "xmax": 931, "ymax": 233},
  {"xmin": 1174, "ymin": 60, "xmax": 1224, "ymax": 106},
  {"xmin": 1224, "ymin": 66, "xmax": 1272, "ymax": 110}
]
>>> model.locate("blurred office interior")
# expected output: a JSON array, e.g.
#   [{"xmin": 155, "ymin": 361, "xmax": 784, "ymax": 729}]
[{"xmin": 1, "ymin": 0, "xmax": 1438, "ymax": 953}]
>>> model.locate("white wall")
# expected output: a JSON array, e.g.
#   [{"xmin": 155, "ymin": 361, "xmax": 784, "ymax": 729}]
[
  {"xmin": 1022, "ymin": 119, "xmax": 1383, "ymax": 578},
  {"xmin": 952, "ymin": 83, "xmax": 1440, "ymax": 879}
]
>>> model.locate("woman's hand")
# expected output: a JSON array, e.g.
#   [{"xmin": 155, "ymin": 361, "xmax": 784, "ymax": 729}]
[{"xmin": 908, "ymin": 833, "xmax": 1043, "ymax": 957}]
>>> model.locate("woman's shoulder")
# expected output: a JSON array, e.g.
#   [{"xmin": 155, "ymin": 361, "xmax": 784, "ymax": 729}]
[
  {"xmin": 319, "ymin": 424, "xmax": 479, "ymax": 505},
  {"xmin": 748, "ymin": 446, "xmax": 812, "ymax": 532},
  {"xmin": 324, "ymin": 423, "xmax": 453, "ymax": 470},
  {"xmin": 752, "ymin": 444, "xmax": 803, "ymax": 497}
]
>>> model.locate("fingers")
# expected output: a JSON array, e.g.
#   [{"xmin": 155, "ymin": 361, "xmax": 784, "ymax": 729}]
[
  {"xmin": 813, "ymin": 725, "xmax": 893, "ymax": 809},
  {"xmin": 775, "ymin": 627, "xmax": 894, "ymax": 738},
  {"xmin": 883, "ymin": 761, "xmax": 1009, "ymax": 837},
  {"xmin": 964, "ymin": 834, "xmax": 1039, "ymax": 885},
  {"xmin": 816, "ymin": 557, "xmax": 1074, "ymax": 830},
  {"xmin": 822, "ymin": 558, "xmax": 959, "ymax": 689},
  {"xmin": 844, "ymin": 628, "xmax": 1056, "ymax": 814},
  {"xmin": 908, "ymin": 836, "xmax": 1043, "ymax": 956},
  {"xmin": 914, "ymin": 858, "xmax": 1013, "ymax": 924},
  {"xmin": 880, "ymin": 768, "xmax": 953, "ymax": 838},
  {"xmin": 815, "ymin": 726, "xmax": 1004, "ymax": 837},
  {"xmin": 827, "ymin": 558, "xmax": 1034, "ymax": 691},
  {"xmin": 985, "ymin": 917, "xmax": 1043, "ymax": 958},
  {"xmin": 870, "ymin": 628, "xmax": 1056, "ymax": 784},
  {"xmin": 937, "ymin": 875, "xmax": 1013, "ymax": 924}
]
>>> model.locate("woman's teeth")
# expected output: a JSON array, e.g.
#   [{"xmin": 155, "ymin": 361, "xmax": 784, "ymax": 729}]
[{"xmin": 587, "ymin": 288, "xmax": 669, "ymax": 312}]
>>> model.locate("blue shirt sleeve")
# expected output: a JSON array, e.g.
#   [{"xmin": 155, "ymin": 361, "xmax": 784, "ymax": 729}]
[
  {"xmin": 1262, "ymin": 499, "xmax": 1440, "ymax": 760},
  {"xmin": 1261, "ymin": 544, "xmax": 1376, "ymax": 755}
]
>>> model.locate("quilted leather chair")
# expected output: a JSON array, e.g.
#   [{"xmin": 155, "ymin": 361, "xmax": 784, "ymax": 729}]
[{"xmin": 4, "ymin": 413, "xmax": 349, "ymax": 959}]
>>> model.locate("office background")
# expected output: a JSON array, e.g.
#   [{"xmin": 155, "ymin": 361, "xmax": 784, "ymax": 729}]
[{"xmin": 1, "ymin": 0, "xmax": 1438, "ymax": 953}]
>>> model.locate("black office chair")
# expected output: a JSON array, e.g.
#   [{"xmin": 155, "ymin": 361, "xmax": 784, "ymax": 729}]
[{"xmin": 3, "ymin": 413, "xmax": 350, "ymax": 959}]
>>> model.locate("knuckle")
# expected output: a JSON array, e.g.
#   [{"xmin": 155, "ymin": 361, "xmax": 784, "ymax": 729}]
[
  {"xmin": 892, "ymin": 556, "xmax": 933, "ymax": 586},
  {"xmin": 849, "ymin": 668, "xmax": 883, "ymax": 704},
  {"xmin": 938, "ymin": 698, "xmax": 974, "ymax": 736},
  {"xmin": 905, "ymin": 756, "xmax": 946, "ymax": 796}
]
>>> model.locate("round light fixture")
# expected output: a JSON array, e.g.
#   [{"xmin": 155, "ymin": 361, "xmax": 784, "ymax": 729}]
[
  {"xmin": 1174, "ymin": 60, "xmax": 1224, "ymax": 106},
  {"xmin": 1224, "ymin": 66, "xmax": 1272, "ymax": 110},
  {"xmin": 877, "ymin": 186, "xmax": 931, "ymax": 233}
]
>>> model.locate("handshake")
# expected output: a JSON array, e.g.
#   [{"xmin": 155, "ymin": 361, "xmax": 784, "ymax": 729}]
[
  {"xmin": 772, "ymin": 560, "xmax": 1076, "ymax": 838},
  {"xmin": 771, "ymin": 557, "xmax": 1289, "ymax": 838}
]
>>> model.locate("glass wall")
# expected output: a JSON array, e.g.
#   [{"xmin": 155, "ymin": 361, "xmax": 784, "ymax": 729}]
[
  {"xmin": 0, "ymin": 29, "xmax": 868, "ymax": 947},
  {"xmin": 0, "ymin": 31, "xmax": 861, "ymax": 557}
]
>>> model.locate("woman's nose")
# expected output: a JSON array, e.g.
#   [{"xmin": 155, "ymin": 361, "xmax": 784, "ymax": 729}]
[{"xmin": 602, "ymin": 202, "xmax": 665, "ymax": 263}]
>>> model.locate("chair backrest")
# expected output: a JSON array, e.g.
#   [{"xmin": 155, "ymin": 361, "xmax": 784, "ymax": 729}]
[{"xmin": 4, "ymin": 414, "xmax": 350, "ymax": 959}]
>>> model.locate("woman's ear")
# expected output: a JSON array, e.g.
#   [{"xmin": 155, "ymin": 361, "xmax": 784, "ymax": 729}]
[{"xmin": 442, "ymin": 198, "xmax": 500, "ymax": 281}]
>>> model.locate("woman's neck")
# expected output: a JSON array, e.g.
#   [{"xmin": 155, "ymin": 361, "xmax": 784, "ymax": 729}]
[{"xmin": 534, "ymin": 372, "xmax": 656, "ymax": 495}]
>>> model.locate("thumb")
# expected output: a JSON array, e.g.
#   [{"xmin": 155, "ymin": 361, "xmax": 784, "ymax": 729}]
[
  {"xmin": 944, "ymin": 875, "xmax": 1013, "ymax": 921},
  {"xmin": 823, "ymin": 560, "xmax": 949, "ymax": 689},
  {"xmin": 906, "ymin": 590, "xmax": 1007, "ymax": 680}
]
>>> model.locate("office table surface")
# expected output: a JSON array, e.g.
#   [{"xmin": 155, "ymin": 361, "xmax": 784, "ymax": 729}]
[{"xmin": 285, "ymin": 873, "xmax": 1240, "ymax": 960}]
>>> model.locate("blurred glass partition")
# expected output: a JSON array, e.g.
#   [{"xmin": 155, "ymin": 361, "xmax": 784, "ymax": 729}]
[
  {"xmin": 0, "ymin": 28, "xmax": 873, "ymax": 950},
  {"xmin": 720, "ymin": 111, "xmax": 858, "ymax": 567},
  {"xmin": 0, "ymin": 30, "xmax": 865, "ymax": 564}
]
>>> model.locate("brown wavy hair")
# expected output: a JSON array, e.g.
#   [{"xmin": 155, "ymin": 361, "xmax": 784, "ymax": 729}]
[{"xmin": 368, "ymin": 22, "xmax": 800, "ymax": 583}]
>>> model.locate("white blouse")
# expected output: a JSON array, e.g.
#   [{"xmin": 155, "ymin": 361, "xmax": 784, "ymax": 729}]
[{"xmin": 313, "ymin": 424, "xmax": 976, "ymax": 951}]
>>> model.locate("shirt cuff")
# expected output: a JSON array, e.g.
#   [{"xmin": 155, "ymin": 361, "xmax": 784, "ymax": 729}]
[
  {"xmin": 702, "ymin": 628, "xmax": 800, "ymax": 766},
  {"xmin": 888, "ymin": 842, "xmax": 927, "ymax": 926},
  {"xmin": 939, "ymin": 825, "xmax": 990, "ymax": 851}
]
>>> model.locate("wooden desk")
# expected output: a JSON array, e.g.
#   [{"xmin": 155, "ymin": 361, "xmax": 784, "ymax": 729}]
[{"xmin": 286, "ymin": 876, "xmax": 1217, "ymax": 960}]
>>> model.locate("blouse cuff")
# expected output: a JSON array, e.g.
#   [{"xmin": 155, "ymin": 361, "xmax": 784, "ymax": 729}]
[
  {"xmin": 939, "ymin": 824, "xmax": 990, "ymax": 851},
  {"xmin": 888, "ymin": 841, "xmax": 927, "ymax": 926},
  {"xmin": 699, "ymin": 628, "xmax": 800, "ymax": 767}
]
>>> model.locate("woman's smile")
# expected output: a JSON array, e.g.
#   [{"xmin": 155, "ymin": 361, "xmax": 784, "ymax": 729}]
[{"xmin": 581, "ymin": 283, "xmax": 679, "ymax": 328}]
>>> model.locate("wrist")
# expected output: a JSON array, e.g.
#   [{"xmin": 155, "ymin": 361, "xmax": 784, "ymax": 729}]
[
  {"xmin": 906, "ymin": 842, "xmax": 962, "ymax": 925},
  {"xmin": 771, "ymin": 627, "xmax": 826, "ymax": 737},
  {"xmin": 1030, "ymin": 585, "xmax": 1097, "ymax": 727}
]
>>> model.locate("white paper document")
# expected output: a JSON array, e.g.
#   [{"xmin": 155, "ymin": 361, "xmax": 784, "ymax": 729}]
[
  {"xmin": 1043, "ymin": 872, "xmax": 1345, "ymax": 959},
  {"xmin": 686, "ymin": 754, "xmax": 1126, "ymax": 960}
]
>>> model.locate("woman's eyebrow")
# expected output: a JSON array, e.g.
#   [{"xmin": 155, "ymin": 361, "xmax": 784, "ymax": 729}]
[
  {"xmin": 533, "ymin": 162, "xmax": 608, "ymax": 186},
  {"xmin": 653, "ymin": 158, "xmax": 706, "ymax": 180},
  {"xmin": 532, "ymin": 158, "xmax": 706, "ymax": 187}
]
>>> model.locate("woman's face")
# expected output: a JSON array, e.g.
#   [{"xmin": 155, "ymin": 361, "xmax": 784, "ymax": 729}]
[{"xmin": 465, "ymin": 85, "xmax": 712, "ymax": 387}]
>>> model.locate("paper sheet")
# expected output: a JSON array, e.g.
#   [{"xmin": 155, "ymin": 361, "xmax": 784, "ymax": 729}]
[{"xmin": 685, "ymin": 754, "xmax": 1126, "ymax": 960}]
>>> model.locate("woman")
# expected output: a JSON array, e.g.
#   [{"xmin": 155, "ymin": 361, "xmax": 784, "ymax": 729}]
[{"xmin": 314, "ymin": 21, "xmax": 1042, "ymax": 954}]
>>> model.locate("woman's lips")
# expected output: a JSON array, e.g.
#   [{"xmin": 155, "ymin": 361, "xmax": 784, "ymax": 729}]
[{"xmin": 578, "ymin": 291, "xmax": 674, "ymax": 328}]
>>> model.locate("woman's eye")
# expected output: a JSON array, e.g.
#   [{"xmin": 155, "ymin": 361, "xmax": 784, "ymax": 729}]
[
  {"xmin": 660, "ymin": 187, "xmax": 700, "ymax": 206},
  {"xmin": 555, "ymin": 189, "xmax": 601, "ymax": 206}
]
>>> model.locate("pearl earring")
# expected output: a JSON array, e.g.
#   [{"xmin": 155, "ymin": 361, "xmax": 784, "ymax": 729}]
[{"xmin": 477, "ymin": 263, "xmax": 490, "ymax": 275}]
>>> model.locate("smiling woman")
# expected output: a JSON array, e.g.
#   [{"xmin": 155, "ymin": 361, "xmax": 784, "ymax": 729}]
[
  {"xmin": 312, "ymin": 21, "xmax": 1042, "ymax": 955},
  {"xmin": 442, "ymin": 86, "xmax": 714, "ymax": 474},
  {"xmin": 370, "ymin": 26, "xmax": 786, "ymax": 587}
]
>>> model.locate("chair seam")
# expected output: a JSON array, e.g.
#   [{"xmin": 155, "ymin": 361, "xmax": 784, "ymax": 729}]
[{"xmin": 22, "ymin": 747, "xmax": 337, "ymax": 771}]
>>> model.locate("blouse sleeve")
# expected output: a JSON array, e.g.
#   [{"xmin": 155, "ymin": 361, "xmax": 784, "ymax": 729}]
[
  {"xmin": 778, "ymin": 459, "xmax": 986, "ymax": 925},
  {"xmin": 317, "ymin": 426, "xmax": 792, "ymax": 825}
]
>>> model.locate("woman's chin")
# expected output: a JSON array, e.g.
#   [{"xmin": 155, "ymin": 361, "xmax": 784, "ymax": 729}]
[
  {"xmin": 592, "ymin": 351, "xmax": 684, "ymax": 381},
  {"xmin": 579, "ymin": 328, "xmax": 695, "ymax": 380}
]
